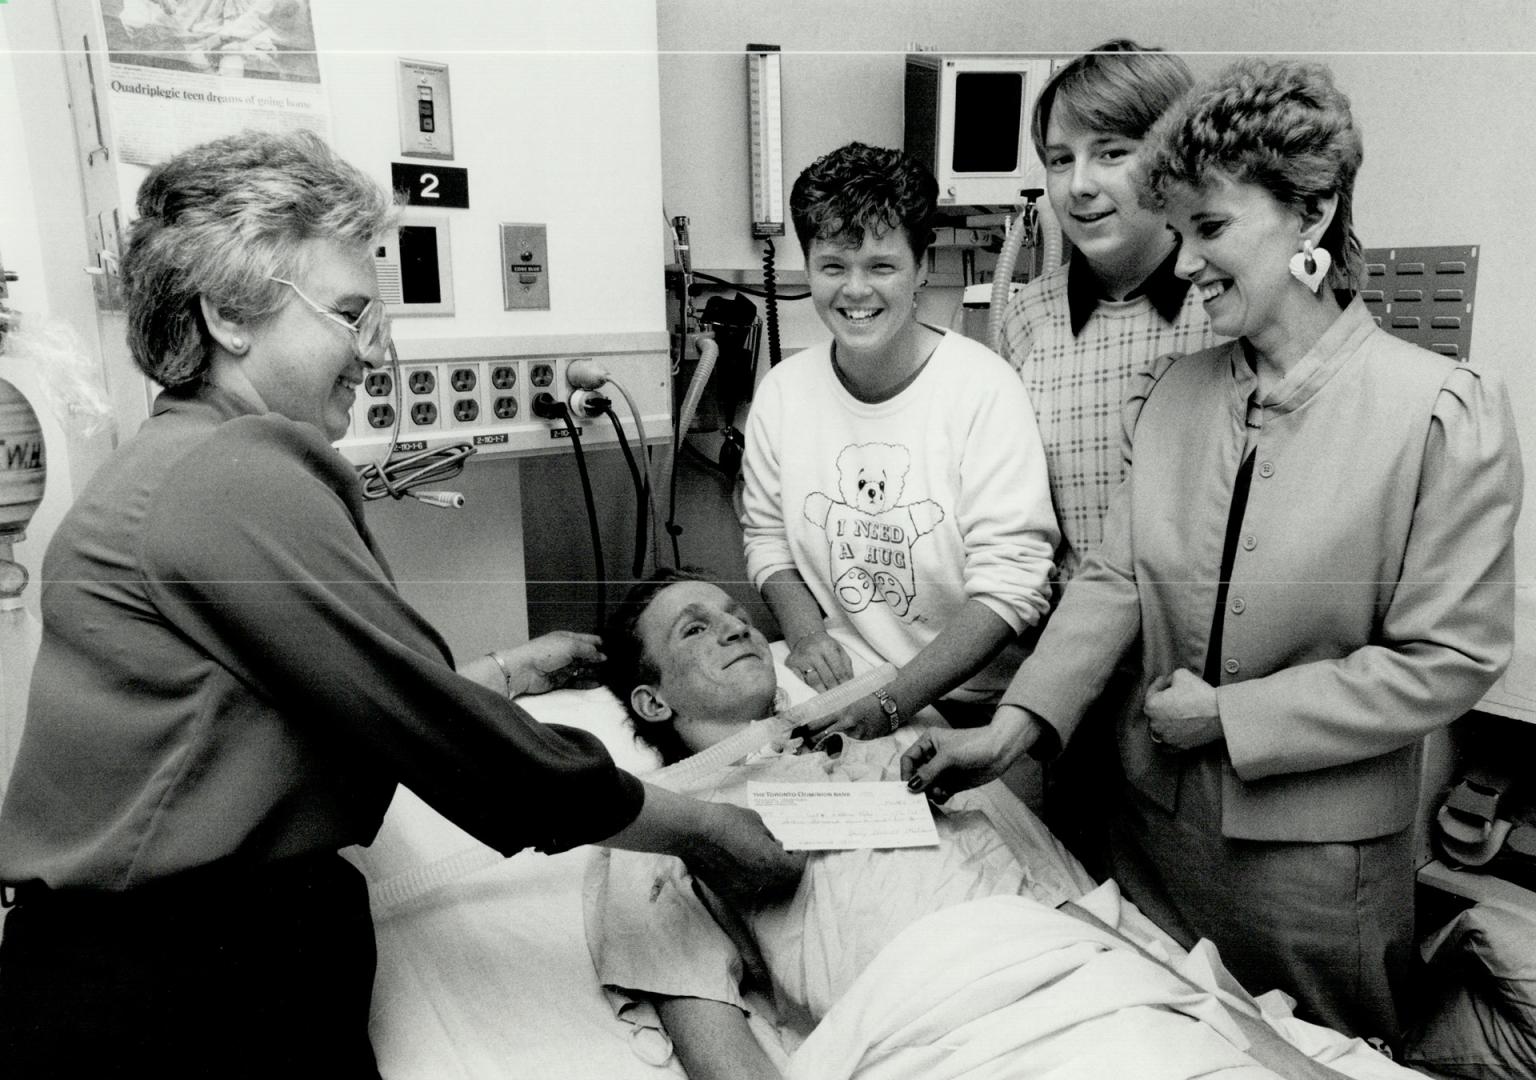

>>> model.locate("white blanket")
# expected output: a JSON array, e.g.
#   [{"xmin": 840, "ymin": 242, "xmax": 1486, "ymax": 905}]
[{"xmin": 788, "ymin": 886, "xmax": 1417, "ymax": 1080}]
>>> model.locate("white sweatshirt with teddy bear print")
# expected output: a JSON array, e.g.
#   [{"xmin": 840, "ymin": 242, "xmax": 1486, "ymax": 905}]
[{"xmin": 741, "ymin": 330, "xmax": 1059, "ymax": 701}]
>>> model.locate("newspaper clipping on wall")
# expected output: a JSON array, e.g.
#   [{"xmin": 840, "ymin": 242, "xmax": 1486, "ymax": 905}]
[{"xmin": 98, "ymin": 0, "xmax": 330, "ymax": 166}]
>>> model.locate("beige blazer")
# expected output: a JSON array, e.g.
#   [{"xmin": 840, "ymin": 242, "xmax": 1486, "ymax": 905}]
[{"xmin": 1004, "ymin": 299, "xmax": 1522, "ymax": 842}]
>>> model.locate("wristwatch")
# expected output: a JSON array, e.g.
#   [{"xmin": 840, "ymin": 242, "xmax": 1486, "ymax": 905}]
[{"xmin": 872, "ymin": 687, "xmax": 902, "ymax": 735}]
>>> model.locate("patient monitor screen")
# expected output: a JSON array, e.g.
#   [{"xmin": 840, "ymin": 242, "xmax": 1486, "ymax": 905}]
[{"xmin": 951, "ymin": 71, "xmax": 1023, "ymax": 174}]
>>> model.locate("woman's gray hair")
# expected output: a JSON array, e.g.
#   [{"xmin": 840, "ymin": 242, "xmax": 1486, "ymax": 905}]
[
  {"xmin": 1139, "ymin": 58, "xmax": 1365, "ymax": 293},
  {"xmin": 120, "ymin": 128, "xmax": 397, "ymax": 389}
]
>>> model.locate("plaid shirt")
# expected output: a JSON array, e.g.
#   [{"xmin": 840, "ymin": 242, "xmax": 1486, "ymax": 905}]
[{"xmin": 1000, "ymin": 258, "xmax": 1215, "ymax": 576}]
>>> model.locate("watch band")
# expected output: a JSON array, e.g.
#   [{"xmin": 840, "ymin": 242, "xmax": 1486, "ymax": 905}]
[{"xmin": 872, "ymin": 687, "xmax": 901, "ymax": 735}]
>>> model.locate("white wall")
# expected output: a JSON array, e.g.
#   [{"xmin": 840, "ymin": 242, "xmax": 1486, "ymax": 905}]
[
  {"xmin": 97, "ymin": 0, "xmax": 668, "ymax": 344},
  {"xmin": 295, "ymin": 0, "xmax": 669, "ymax": 652},
  {"xmin": 309, "ymin": 0, "xmax": 667, "ymax": 343}
]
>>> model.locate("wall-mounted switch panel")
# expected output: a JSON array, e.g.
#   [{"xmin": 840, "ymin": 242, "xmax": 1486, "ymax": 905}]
[
  {"xmin": 398, "ymin": 58, "xmax": 454, "ymax": 160},
  {"xmin": 500, "ymin": 223, "xmax": 550, "ymax": 310}
]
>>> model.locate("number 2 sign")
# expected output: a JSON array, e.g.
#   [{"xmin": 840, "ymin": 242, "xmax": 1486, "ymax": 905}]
[{"xmin": 391, "ymin": 163, "xmax": 469, "ymax": 209}]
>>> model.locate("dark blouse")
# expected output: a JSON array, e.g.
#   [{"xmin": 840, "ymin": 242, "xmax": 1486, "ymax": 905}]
[{"xmin": 0, "ymin": 385, "xmax": 641, "ymax": 889}]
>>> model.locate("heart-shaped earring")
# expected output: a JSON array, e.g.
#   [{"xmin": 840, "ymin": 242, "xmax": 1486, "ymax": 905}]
[{"xmin": 1288, "ymin": 241, "xmax": 1331, "ymax": 294}]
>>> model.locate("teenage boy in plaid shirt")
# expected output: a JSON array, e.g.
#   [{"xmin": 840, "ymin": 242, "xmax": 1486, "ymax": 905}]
[
  {"xmin": 998, "ymin": 42, "xmax": 1217, "ymax": 872},
  {"xmin": 1001, "ymin": 41, "xmax": 1216, "ymax": 579}
]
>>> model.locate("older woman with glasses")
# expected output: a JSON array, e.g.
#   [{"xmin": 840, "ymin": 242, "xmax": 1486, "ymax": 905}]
[{"xmin": 0, "ymin": 130, "xmax": 802, "ymax": 1078}]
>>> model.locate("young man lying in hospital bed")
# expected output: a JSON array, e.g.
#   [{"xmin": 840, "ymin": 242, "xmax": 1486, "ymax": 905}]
[{"xmin": 586, "ymin": 568, "xmax": 1413, "ymax": 1080}]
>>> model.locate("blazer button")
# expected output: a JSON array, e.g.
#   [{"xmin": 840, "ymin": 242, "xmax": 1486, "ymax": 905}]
[
  {"xmin": 1223, "ymin": 658, "xmax": 1241, "ymax": 675},
  {"xmin": 1242, "ymin": 534, "xmax": 1256, "ymax": 551},
  {"xmin": 1258, "ymin": 461, "xmax": 1275, "ymax": 478},
  {"xmin": 1231, "ymin": 597, "xmax": 1246, "ymax": 614}
]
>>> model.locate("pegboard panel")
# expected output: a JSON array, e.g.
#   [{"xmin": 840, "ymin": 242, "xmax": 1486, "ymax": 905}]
[{"xmin": 1361, "ymin": 245, "xmax": 1478, "ymax": 361}]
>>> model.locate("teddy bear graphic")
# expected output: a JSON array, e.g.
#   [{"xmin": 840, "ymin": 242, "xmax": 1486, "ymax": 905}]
[{"xmin": 803, "ymin": 442, "xmax": 944, "ymax": 616}]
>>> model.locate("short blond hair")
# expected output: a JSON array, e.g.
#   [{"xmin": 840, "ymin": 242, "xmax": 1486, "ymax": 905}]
[{"xmin": 1030, "ymin": 40, "xmax": 1194, "ymax": 160}]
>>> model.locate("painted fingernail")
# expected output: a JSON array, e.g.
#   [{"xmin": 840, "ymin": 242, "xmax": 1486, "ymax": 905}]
[
  {"xmin": 789, "ymin": 726, "xmax": 808, "ymax": 742},
  {"xmin": 907, "ymin": 776, "xmax": 923, "ymax": 792}
]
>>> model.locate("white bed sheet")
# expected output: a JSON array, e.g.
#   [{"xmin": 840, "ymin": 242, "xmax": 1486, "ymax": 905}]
[{"xmin": 347, "ymin": 681, "xmax": 675, "ymax": 1080}]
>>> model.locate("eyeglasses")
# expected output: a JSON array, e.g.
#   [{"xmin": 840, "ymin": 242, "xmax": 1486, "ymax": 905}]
[{"xmin": 269, "ymin": 276, "xmax": 392, "ymax": 365}]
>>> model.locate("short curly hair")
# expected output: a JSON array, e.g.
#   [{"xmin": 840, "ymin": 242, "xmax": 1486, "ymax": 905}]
[
  {"xmin": 1139, "ymin": 58, "xmax": 1365, "ymax": 292},
  {"xmin": 1030, "ymin": 40, "xmax": 1194, "ymax": 160},
  {"xmin": 121, "ymin": 128, "xmax": 397, "ymax": 389},
  {"xmin": 789, "ymin": 142, "xmax": 937, "ymax": 260}
]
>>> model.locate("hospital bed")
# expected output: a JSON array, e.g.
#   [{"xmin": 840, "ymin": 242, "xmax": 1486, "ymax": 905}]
[{"xmin": 348, "ymin": 644, "xmax": 1422, "ymax": 1080}]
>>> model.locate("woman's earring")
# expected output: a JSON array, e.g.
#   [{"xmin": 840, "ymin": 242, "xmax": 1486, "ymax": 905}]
[
  {"xmin": 1288, "ymin": 240, "xmax": 1331, "ymax": 294},
  {"xmin": 230, "ymin": 335, "xmax": 247, "ymax": 354}
]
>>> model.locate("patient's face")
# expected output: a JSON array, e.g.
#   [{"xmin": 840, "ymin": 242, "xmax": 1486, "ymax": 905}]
[{"xmin": 636, "ymin": 581, "xmax": 777, "ymax": 747}]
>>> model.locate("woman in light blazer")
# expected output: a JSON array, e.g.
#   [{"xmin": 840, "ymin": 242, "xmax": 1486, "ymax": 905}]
[{"xmin": 902, "ymin": 58, "xmax": 1522, "ymax": 1049}]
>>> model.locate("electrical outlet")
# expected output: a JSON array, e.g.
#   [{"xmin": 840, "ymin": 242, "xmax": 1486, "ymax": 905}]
[
  {"xmin": 364, "ymin": 370, "xmax": 395, "ymax": 399},
  {"xmin": 409, "ymin": 401, "xmax": 439, "ymax": 427},
  {"xmin": 488, "ymin": 361, "xmax": 520, "ymax": 421},
  {"xmin": 401, "ymin": 364, "xmax": 442, "ymax": 432},
  {"xmin": 527, "ymin": 361, "xmax": 556, "ymax": 391},
  {"xmin": 444, "ymin": 361, "xmax": 485, "ymax": 429},
  {"xmin": 365, "ymin": 402, "xmax": 397, "ymax": 430},
  {"xmin": 527, "ymin": 359, "xmax": 572, "ymax": 425}
]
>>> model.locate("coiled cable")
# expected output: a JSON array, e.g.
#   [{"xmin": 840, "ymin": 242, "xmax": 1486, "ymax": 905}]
[
  {"xmin": 357, "ymin": 443, "xmax": 475, "ymax": 502},
  {"xmin": 761, "ymin": 238, "xmax": 782, "ymax": 368},
  {"xmin": 356, "ymin": 344, "xmax": 475, "ymax": 503}
]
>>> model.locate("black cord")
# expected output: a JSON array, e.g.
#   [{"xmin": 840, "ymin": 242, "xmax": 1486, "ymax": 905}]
[
  {"xmin": 666, "ymin": 363, "xmax": 687, "ymax": 567},
  {"xmin": 665, "ymin": 432, "xmax": 683, "ymax": 567},
  {"xmin": 762, "ymin": 238, "xmax": 783, "ymax": 367},
  {"xmin": 690, "ymin": 270, "xmax": 809, "ymax": 301},
  {"xmin": 556, "ymin": 405, "xmax": 605, "ymax": 633},
  {"xmin": 606, "ymin": 409, "xmax": 650, "ymax": 579}
]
